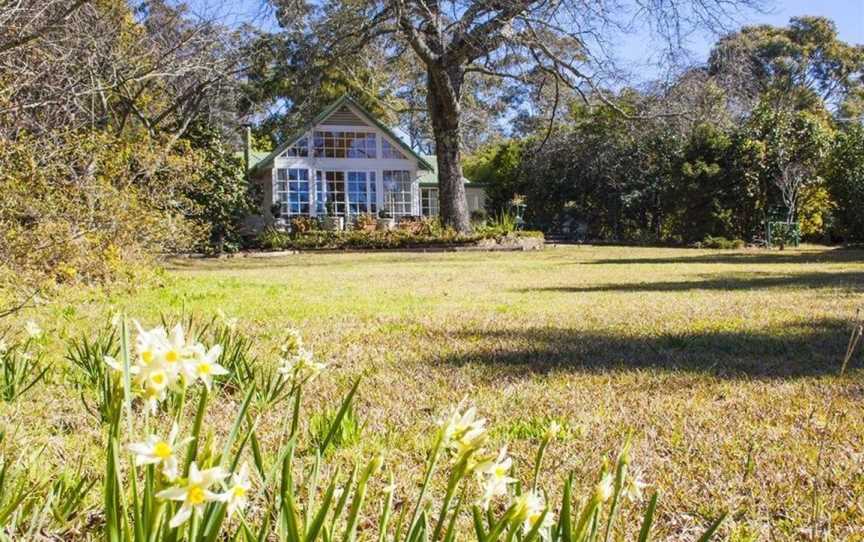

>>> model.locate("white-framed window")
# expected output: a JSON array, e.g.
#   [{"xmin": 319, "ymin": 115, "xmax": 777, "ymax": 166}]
[
  {"xmin": 381, "ymin": 138, "xmax": 407, "ymax": 159},
  {"xmin": 276, "ymin": 168, "xmax": 310, "ymax": 215},
  {"xmin": 421, "ymin": 187, "xmax": 439, "ymax": 217},
  {"xmin": 315, "ymin": 170, "xmax": 347, "ymax": 215},
  {"xmin": 346, "ymin": 171, "xmax": 377, "ymax": 215},
  {"xmin": 282, "ymin": 137, "xmax": 309, "ymax": 157},
  {"xmin": 383, "ymin": 170, "xmax": 413, "ymax": 217},
  {"xmin": 313, "ymin": 131, "xmax": 377, "ymax": 158}
]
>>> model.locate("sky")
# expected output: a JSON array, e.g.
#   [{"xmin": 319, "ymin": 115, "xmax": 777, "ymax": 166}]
[{"xmin": 187, "ymin": 0, "xmax": 863, "ymax": 86}]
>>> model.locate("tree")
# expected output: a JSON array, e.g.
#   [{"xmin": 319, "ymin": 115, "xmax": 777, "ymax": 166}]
[
  {"xmin": 826, "ymin": 125, "xmax": 864, "ymax": 242},
  {"xmin": 268, "ymin": 0, "xmax": 762, "ymax": 232}
]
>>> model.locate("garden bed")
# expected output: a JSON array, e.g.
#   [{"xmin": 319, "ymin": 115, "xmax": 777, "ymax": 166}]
[{"xmin": 251, "ymin": 228, "xmax": 545, "ymax": 253}]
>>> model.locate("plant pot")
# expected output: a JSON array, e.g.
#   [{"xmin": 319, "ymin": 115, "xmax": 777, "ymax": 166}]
[
  {"xmin": 376, "ymin": 218, "xmax": 395, "ymax": 231},
  {"xmin": 322, "ymin": 216, "xmax": 344, "ymax": 231}
]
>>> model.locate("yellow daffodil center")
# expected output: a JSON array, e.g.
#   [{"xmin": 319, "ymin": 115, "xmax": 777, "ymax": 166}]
[
  {"xmin": 153, "ymin": 441, "xmax": 172, "ymax": 459},
  {"xmin": 188, "ymin": 486, "xmax": 206, "ymax": 505},
  {"xmin": 232, "ymin": 485, "xmax": 246, "ymax": 498},
  {"xmin": 141, "ymin": 350, "xmax": 154, "ymax": 364},
  {"xmin": 151, "ymin": 372, "xmax": 165, "ymax": 386},
  {"xmin": 494, "ymin": 466, "xmax": 507, "ymax": 478},
  {"xmin": 165, "ymin": 350, "xmax": 179, "ymax": 363},
  {"xmin": 197, "ymin": 363, "xmax": 211, "ymax": 376}
]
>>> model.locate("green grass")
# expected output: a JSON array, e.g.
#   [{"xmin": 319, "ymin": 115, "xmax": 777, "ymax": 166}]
[{"xmin": 3, "ymin": 244, "xmax": 864, "ymax": 539}]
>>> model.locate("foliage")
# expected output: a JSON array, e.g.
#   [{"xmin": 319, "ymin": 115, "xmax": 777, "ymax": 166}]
[
  {"xmin": 463, "ymin": 141, "xmax": 525, "ymax": 212},
  {"xmin": 179, "ymin": 124, "xmax": 258, "ymax": 254},
  {"xmin": 825, "ymin": 125, "xmax": 864, "ymax": 242},
  {"xmin": 697, "ymin": 236, "xmax": 746, "ymax": 250},
  {"xmin": 0, "ymin": 324, "xmax": 49, "ymax": 402},
  {"xmin": 255, "ymin": 228, "xmax": 544, "ymax": 251}
]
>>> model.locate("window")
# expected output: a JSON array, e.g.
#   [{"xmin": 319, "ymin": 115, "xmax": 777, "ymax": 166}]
[
  {"xmin": 316, "ymin": 171, "xmax": 346, "ymax": 215},
  {"xmin": 276, "ymin": 168, "xmax": 310, "ymax": 215},
  {"xmin": 313, "ymin": 131, "xmax": 376, "ymax": 158},
  {"xmin": 421, "ymin": 187, "xmax": 439, "ymax": 217},
  {"xmin": 381, "ymin": 139, "xmax": 406, "ymax": 159},
  {"xmin": 346, "ymin": 172, "xmax": 377, "ymax": 215},
  {"xmin": 383, "ymin": 170, "xmax": 413, "ymax": 217},
  {"xmin": 282, "ymin": 137, "xmax": 308, "ymax": 157}
]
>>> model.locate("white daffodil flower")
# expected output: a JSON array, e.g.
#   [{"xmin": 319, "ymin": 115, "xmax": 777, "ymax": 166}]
[
  {"xmin": 476, "ymin": 447, "xmax": 516, "ymax": 509},
  {"xmin": 134, "ymin": 321, "xmax": 169, "ymax": 368},
  {"xmin": 278, "ymin": 348, "xmax": 325, "ymax": 382},
  {"xmin": 595, "ymin": 472, "xmax": 614, "ymax": 503},
  {"xmin": 279, "ymin": 329, "xmax": 304, "ymax": 358},
  {"xmin": 24, "ymin": 320, "xmax": 42, "ymax": 339},
  {"xmin": 162, "ymin": 324, "xmax": 189, "ymax": 368},
  {"xmin": 221, "ymin": 463, "xmax": 252, "ymax": 517},
  {"xmin": 157, "ymin": 462, "xmax": 228, "ymax": 528},
  {"xmin": 513, "ymin": 490, "xmax": 552, "ymax": 534},
  {"xmin": 439, "ymin": 406, "xmax": 488, "ymax": 459},
  {"xmin": 545, "ymin": 421, "xmax": 562, "ymax": 440},
  {"xmin": 623, "ymin": 470, "xmax": 646, "ymax": 502},
  {"xmin": 128, "ymin": 424, "xmax": 191, "ymax": 481},
  {"xmin": 188, "ymin": 344, "xmax": 227, "ymax": 390},
  {"xmin": 104, "ymin": 355, "xmax": 141, "ymax": 376}
]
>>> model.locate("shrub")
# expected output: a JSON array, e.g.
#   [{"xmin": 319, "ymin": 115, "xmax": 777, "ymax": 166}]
[
  {"xmin": 290, "ymin": 216, "xmax": 317, "ymax": 235},
  {"xmin": 699, "ymin": 235, "xmax": 746, "ymax": 249},
  {"xmin": 353, "ymin": 213, "xmax": 377, "ymax": 231}
]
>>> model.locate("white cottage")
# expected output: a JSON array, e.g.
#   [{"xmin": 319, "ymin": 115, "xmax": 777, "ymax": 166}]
[{"xmin": 247, "ymin": 95, "xmax": 486, "ymax": 227}]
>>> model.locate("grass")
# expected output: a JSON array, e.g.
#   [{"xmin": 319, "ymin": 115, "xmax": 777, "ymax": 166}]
[{"xmin": 3, "ymin": 244, "xmax": 864, "ymax": 539}]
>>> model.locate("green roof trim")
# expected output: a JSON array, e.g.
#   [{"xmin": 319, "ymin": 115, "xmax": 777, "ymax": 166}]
[
  {"xmin": 417, "ymin": 154, "xmax": 484, "ymax": 187},
  {"xmin": 251, "ymin": 95, "xmax": 434, "ymax": 172}
]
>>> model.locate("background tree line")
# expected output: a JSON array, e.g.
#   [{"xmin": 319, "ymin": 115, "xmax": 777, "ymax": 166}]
[{"xmin": 464, "ymin": 17, "xmax": 864, "ymax": 244}]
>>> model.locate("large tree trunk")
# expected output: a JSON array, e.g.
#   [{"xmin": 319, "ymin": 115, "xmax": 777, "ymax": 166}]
[{"xmin": 427, "ymin": 64, "xmax": 471, "ymax": 233}]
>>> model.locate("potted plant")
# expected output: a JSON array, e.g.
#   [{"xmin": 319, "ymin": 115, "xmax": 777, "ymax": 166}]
[
  {"xmin": 321, "ymin": 200, "xmax": 344, "ymax": 231},
  {"xmin": 355, "ymin": 213, "xmax": 377, "ymax": 232},
  {"xmin": 377, "ymin": 209, "xmax": 395, "ymax": 231}
]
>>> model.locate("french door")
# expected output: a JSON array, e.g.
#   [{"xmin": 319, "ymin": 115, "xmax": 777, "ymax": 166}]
[{"xmin": 316, "ymin": 170, "xmax": 377, "ymax": 216}]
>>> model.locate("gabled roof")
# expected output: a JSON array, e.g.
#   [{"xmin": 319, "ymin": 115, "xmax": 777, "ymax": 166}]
[
  {"xmin": 251, "ymin": 95, "xmax": 434, "ymax": 172},
  {"xmin": 417, "ymin": 154, "xmax": 483, "ymax": 187}
]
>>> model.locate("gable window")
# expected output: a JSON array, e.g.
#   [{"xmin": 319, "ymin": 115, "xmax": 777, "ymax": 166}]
[
  {"xmin": 283, "ymin": 137, "xmax": 308, "ymax": 157},
  {"xmin": 276, "ymin": 168, "xmax": 310, "ymax": 215},
  {"xmin": 313, "ymin": 131, "xmax": 376, "ymax": 158},
  {"xmin": 421, "ymin": 187, "xmax": 439, "ymax": 217},
  {"xmin": 381, "ymin": 139, "xmax": 406, "ymax": 159},
  {"xmin": 383, "ymin": 170, "xmax": 413, "ymax": 217}
]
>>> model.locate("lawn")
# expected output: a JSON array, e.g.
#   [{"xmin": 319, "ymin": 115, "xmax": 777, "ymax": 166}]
[{"xmin": 5, "ymin": 245, "xmax": 864, "ymax": 540}]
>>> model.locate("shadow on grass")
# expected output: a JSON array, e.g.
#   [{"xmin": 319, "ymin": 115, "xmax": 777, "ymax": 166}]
[
  {"xmin": 515, "ymin": 271, "xmax": 864, "ymax": 294},
  {"xmin": 581, "ymin": 247, "xmax": 864, "ymax": 266},
  {"xmin": 433, "ymin": 318, "xmax": 856, "ymax": 378}
]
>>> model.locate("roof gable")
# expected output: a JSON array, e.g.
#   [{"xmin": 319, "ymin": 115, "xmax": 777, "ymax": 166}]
[{"xmin": 252, "ymin": 95, "xmax": 433, "ymax": 171}]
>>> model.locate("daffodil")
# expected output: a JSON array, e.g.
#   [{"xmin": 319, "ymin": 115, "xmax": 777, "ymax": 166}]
[
  {"xmin": 595, "ymin": 472, "xmax": 614, "ymax": 503},
  {"xmin": 133, "ymin": 321, "xmax": 168, "ymax": 368},
  {"xmin": 221, "ymin": 463, "xmax": 252, "ymax": 517},
  {"xmin": 216, "ymin": 309, "xmax": 238, "ymax": 330},
  {"xmin": 161, "ymin": 324, "xmax": 190, "ymax": 369},
  {"xmin": 128, "ymin": 424, "xmax": 191, "ymax": 481},
  {"xmin": 439, "ymin": 406, "xmax": 488, "ymax": 459},
  {"xmin": 623, "ymin": 470, "xmax": 646, "ymax": 502},
  {"xmin": 24, "ymin": 320, "xmax": 41, "ymax": 339},
  {"xmin": 156, "ymin": 462, "xmax": 228, "ymax": 528},
  {"xmin": 512, "ymin": 490, "xmax": 552, "ymax": 534},
  {"xmin": 278, "ymin": 347, "xmax": 325, "ymax": 383},
  {"xmin": 188, "ymin": 344, "xmax": 227, "ymax": 390},
  {"xmin": 545, "ymin": 421, "xmax": 561, "ymax": 440},
  {"xmin": 279, "ymin": 329, "xmax": 304, "ymax": 358},
  {"xmin": 476, "ymin": 447, "xmax": 516, "ymax": 509}
]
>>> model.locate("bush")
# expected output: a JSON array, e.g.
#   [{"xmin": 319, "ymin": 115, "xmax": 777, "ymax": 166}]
[
  {"xmin": 698, "ymin": 235, "xmax": 746, "ymax": 249},
  {"xmin": 254, "ymin": 227, "xmax": 544, "ymax": 251}
]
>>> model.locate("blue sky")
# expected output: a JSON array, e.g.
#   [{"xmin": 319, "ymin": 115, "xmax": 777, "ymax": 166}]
[{"xmin": 191, "ymin": 0, "xmax": 862, "ymax": 84}]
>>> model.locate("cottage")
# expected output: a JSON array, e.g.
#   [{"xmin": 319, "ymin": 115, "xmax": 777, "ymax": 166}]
[{"xmin": 246, "ymin": 95, "xmax": 486, "ymax": 229}]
